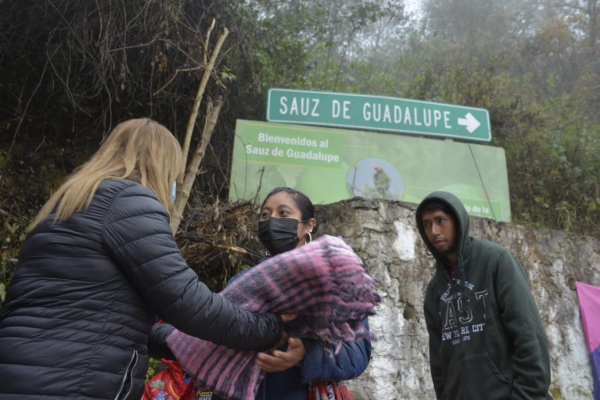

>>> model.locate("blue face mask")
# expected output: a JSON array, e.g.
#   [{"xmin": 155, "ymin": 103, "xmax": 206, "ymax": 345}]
[{"xmin": 171, "ymin": 182, "xmax": 177, "ymax": 202}]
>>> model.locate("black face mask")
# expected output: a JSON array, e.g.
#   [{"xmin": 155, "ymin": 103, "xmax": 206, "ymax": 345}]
[{"xmin": 258, "ymin": 217, "xmax": 300, "ymax": 256}]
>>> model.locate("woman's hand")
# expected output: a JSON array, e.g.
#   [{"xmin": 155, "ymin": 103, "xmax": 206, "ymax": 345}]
[
  {"xmin": 275, "ymin": 313, "xmax": 296, "ymax": 348},
  {"xmin": 280, "ymin": 313, "xmax": 297, "ymax": 323},
  {"xmin": 256, "ymin": 337, "xmax": 307, "ymax": 372}
]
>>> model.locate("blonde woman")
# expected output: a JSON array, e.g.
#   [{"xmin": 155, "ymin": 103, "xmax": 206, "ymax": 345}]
[{"xmin": 0, "ymin": 119, "xmax": 290, "ymax": 400}]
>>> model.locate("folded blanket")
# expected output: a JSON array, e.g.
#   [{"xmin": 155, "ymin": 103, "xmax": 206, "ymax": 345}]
[{"xmin": 166, "ymin": 234, "xmax": 378, "ymax": 400}]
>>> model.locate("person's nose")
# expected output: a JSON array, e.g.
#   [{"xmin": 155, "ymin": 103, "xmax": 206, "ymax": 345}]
[{"xmin": 431, "ymin": 223, "xmax": 441, "ymax": 235}]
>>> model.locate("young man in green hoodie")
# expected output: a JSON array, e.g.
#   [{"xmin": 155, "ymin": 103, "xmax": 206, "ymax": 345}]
[{"xmin": 416, "ymin": 191, "xmax": 551, "ymax": 400}]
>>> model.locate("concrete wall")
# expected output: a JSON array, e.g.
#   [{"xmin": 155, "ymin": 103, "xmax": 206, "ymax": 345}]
[{"xmin": 317, "ymin": 199, "xmax": 600, "ymax": 400}]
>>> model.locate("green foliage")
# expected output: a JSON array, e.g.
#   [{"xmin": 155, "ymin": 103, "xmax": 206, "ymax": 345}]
[
  {"xmin": 229, "ymin": 0, "xmax": 405, "ymax": 94},
  {"xmin": 0, "ymin": 0, "xmax": 230, "ymax": 196},
  {"xmin": 0, "ymin": 208, "xmax": 31, "ymax": 293},
  {"xmin": 500, "ymin": 94, "xmax": 600, "ymax": 234},
  {"xmin": 318, "ymin": 0, "xmax": 600, "ymax": 236},
  {"xmin": 394, "ymin": 51, "xmax": 600, "ymax": 234},
  {"xmin": 145, "ymin": 357, "xmax": 165, "ymax": 383}
]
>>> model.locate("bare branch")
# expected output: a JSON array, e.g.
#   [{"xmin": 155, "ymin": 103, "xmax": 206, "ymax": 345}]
[
  {"xmin": 0, "ymin": 58, "xmax": 49, "ymax": 191},
  {"xmin": 171, "ymin": 95, "xmax": 225, "ymax": 234},
  {"xmin": 178, "ymin": 23, "xmax": 230, "ymax": 183},
  {"xmin": 204, "ymin": 18, "xmax": 216, "ymax": 65},
  {"xmin": 153, "ymin": 66, "xmax": 204, "ymax": 96}
]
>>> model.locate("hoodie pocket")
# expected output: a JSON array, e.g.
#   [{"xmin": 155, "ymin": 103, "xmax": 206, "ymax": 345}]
[
  {"xmin": 483, "ymin": 352, "xmax": 510, "ymax": 384},
  {"xmin": 114, "ymin": 350, "xmax": 139, "ymax": 400},
  {"xmin": 445, "ymin": 353, "xmax": 511, "ymax": 399}
]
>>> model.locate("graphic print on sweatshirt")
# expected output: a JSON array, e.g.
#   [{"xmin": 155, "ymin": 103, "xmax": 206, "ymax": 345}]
[{"xmin": 439, "ymin": 279, "xmax": 488, "ymax": 346}]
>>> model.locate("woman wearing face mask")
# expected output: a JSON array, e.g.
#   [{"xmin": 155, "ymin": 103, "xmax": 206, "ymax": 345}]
[
  {"xmin": 0, "ymin": 119, "xmax": 291, "ymax": 400},
  {"xmin": 213, "ymin": 187, "xmax": 372, "ymax": 400}
]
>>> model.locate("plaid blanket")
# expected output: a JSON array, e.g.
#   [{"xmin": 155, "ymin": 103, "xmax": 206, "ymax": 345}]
[{"xmin": 166, "ymin": 234, "xmax": 378, "ymax": 400}]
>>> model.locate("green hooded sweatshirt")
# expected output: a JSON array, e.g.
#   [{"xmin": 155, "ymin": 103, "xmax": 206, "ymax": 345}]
[{"xmin": 416, "ymin": 191, "xmax": 551, "ymax": 400}]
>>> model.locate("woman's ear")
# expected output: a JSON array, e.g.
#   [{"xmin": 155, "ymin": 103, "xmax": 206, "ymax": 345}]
[{"xmin": 307, "ymin": 218, "xmax": 316, "ymax": 233}]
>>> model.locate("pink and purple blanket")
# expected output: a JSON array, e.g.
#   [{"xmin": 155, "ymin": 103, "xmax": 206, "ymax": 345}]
[
  {"xmin": 166, "ymin": 234, "xmax": 378, "ymax": 400},
  {"xmin": 576, "ymin": 281, "xmax": 600, "ymax": 400}
]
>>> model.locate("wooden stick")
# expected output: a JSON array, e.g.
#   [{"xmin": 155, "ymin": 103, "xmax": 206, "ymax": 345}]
[
  {"xmin": 171, "ymin": 95, "xmax": 225, "ymax": 233},
  {"xmin": 178, "ymin": 21, "xmax": 229, "ymax": 184}
]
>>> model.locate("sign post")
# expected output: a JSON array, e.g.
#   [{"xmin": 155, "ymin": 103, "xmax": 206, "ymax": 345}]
[{"xmin": 267, "ymin": 88, "xmax": 492, "ymax": 142}]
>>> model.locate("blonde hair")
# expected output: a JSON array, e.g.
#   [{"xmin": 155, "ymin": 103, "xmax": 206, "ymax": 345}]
[{"xmin": 29, "ymin": 118, "xmax": 183, "ymax": 231}]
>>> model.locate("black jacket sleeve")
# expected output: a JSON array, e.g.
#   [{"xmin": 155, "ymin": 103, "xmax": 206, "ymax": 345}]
[
  {"xmin": 101, "ymin": 184, "xmax": 283, "ymax": 352},
  {"xmin": 148, "ymin": 323, "xmax": 176, "ymax": 360},
  {"xmin": 495, "ymin": 252, "xmax": 551, "ymax": 399}
]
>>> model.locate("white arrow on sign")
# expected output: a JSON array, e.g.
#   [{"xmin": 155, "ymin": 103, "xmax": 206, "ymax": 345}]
[{"xmin": 457, "ymin": 112, "xmax": 481, "ymax": 134}]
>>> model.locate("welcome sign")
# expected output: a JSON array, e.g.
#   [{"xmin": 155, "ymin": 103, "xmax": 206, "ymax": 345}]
[{"xmin": 230, "ymin": 120, "xmax": 510, "ymax": 221}]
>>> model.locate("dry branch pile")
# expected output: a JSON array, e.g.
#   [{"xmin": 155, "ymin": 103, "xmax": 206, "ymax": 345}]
[{"xmin": 176, "ymin": 199, "xmax": 265, "ymax": 292}]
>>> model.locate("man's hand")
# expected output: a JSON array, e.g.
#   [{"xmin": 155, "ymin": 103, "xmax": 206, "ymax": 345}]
[{"xmin": 255, "ymin": 337, "xmax": 307, "ymax": 373}]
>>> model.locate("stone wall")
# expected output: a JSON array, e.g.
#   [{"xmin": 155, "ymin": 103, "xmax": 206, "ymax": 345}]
[{"xmin": 316, "ymin": 198, "xmax": 600, "ymax": 400}]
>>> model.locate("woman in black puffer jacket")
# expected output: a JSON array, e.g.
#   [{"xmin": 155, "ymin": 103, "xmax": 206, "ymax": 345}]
[{"xmin": 0, "ymin": 119, "xmax": 288, "ymax": 400}]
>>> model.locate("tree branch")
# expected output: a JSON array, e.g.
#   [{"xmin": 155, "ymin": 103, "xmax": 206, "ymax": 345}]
[
  {"xmin": 178, "ymin": 22, "xmax": 229, "ymax": 183},
  {"xmin": 171, "ymin": 95, "xmax": 225, "ymax": 233}
]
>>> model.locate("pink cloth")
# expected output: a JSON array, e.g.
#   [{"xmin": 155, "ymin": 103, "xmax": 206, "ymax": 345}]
[
  {"xmin": 576, "ymin": 281, "xmax": 600, "ymax": 399},
  {"xmin": 166, "ymin": 235, "xmax": 377, "ymax": 400},
  {"xmin": 576, "ymin": 281, "xmax": 600, "ymax": 354}
]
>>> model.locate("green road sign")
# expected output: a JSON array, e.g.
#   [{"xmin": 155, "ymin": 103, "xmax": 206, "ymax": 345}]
[{"xmin": 267, "ymin": 88, "xmax": 492, "ymax": 142}]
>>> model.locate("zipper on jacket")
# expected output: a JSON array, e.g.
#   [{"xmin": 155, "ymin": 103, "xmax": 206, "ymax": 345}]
[{"xmin": 114, "ymin": 350, "xmax": 139, "ymax": 400}]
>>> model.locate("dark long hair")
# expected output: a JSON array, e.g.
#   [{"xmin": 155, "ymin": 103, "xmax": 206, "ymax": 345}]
[{"xmin": 261, "ymin": 187, "xmax": 319, "ymax": 234}]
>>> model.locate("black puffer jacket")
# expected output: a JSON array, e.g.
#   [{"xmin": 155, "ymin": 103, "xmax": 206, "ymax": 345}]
[{"xmin": 0, "ymin": 179, "xmax": 283, "ymax": 400}]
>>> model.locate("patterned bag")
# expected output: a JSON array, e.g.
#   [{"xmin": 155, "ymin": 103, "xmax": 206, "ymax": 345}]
[
  {"xmin": 143, "ymin": 359, "xmax": 213, "ymax": 400},
  {"xmin": 308, "ymin": 381, "xmax": 354, "ymax": 400}
]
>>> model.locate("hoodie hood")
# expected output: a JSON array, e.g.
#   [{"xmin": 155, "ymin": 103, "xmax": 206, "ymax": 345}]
[{"xmin": 416, "ymin": 191, "xmax": 472, "ymax": 268}]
